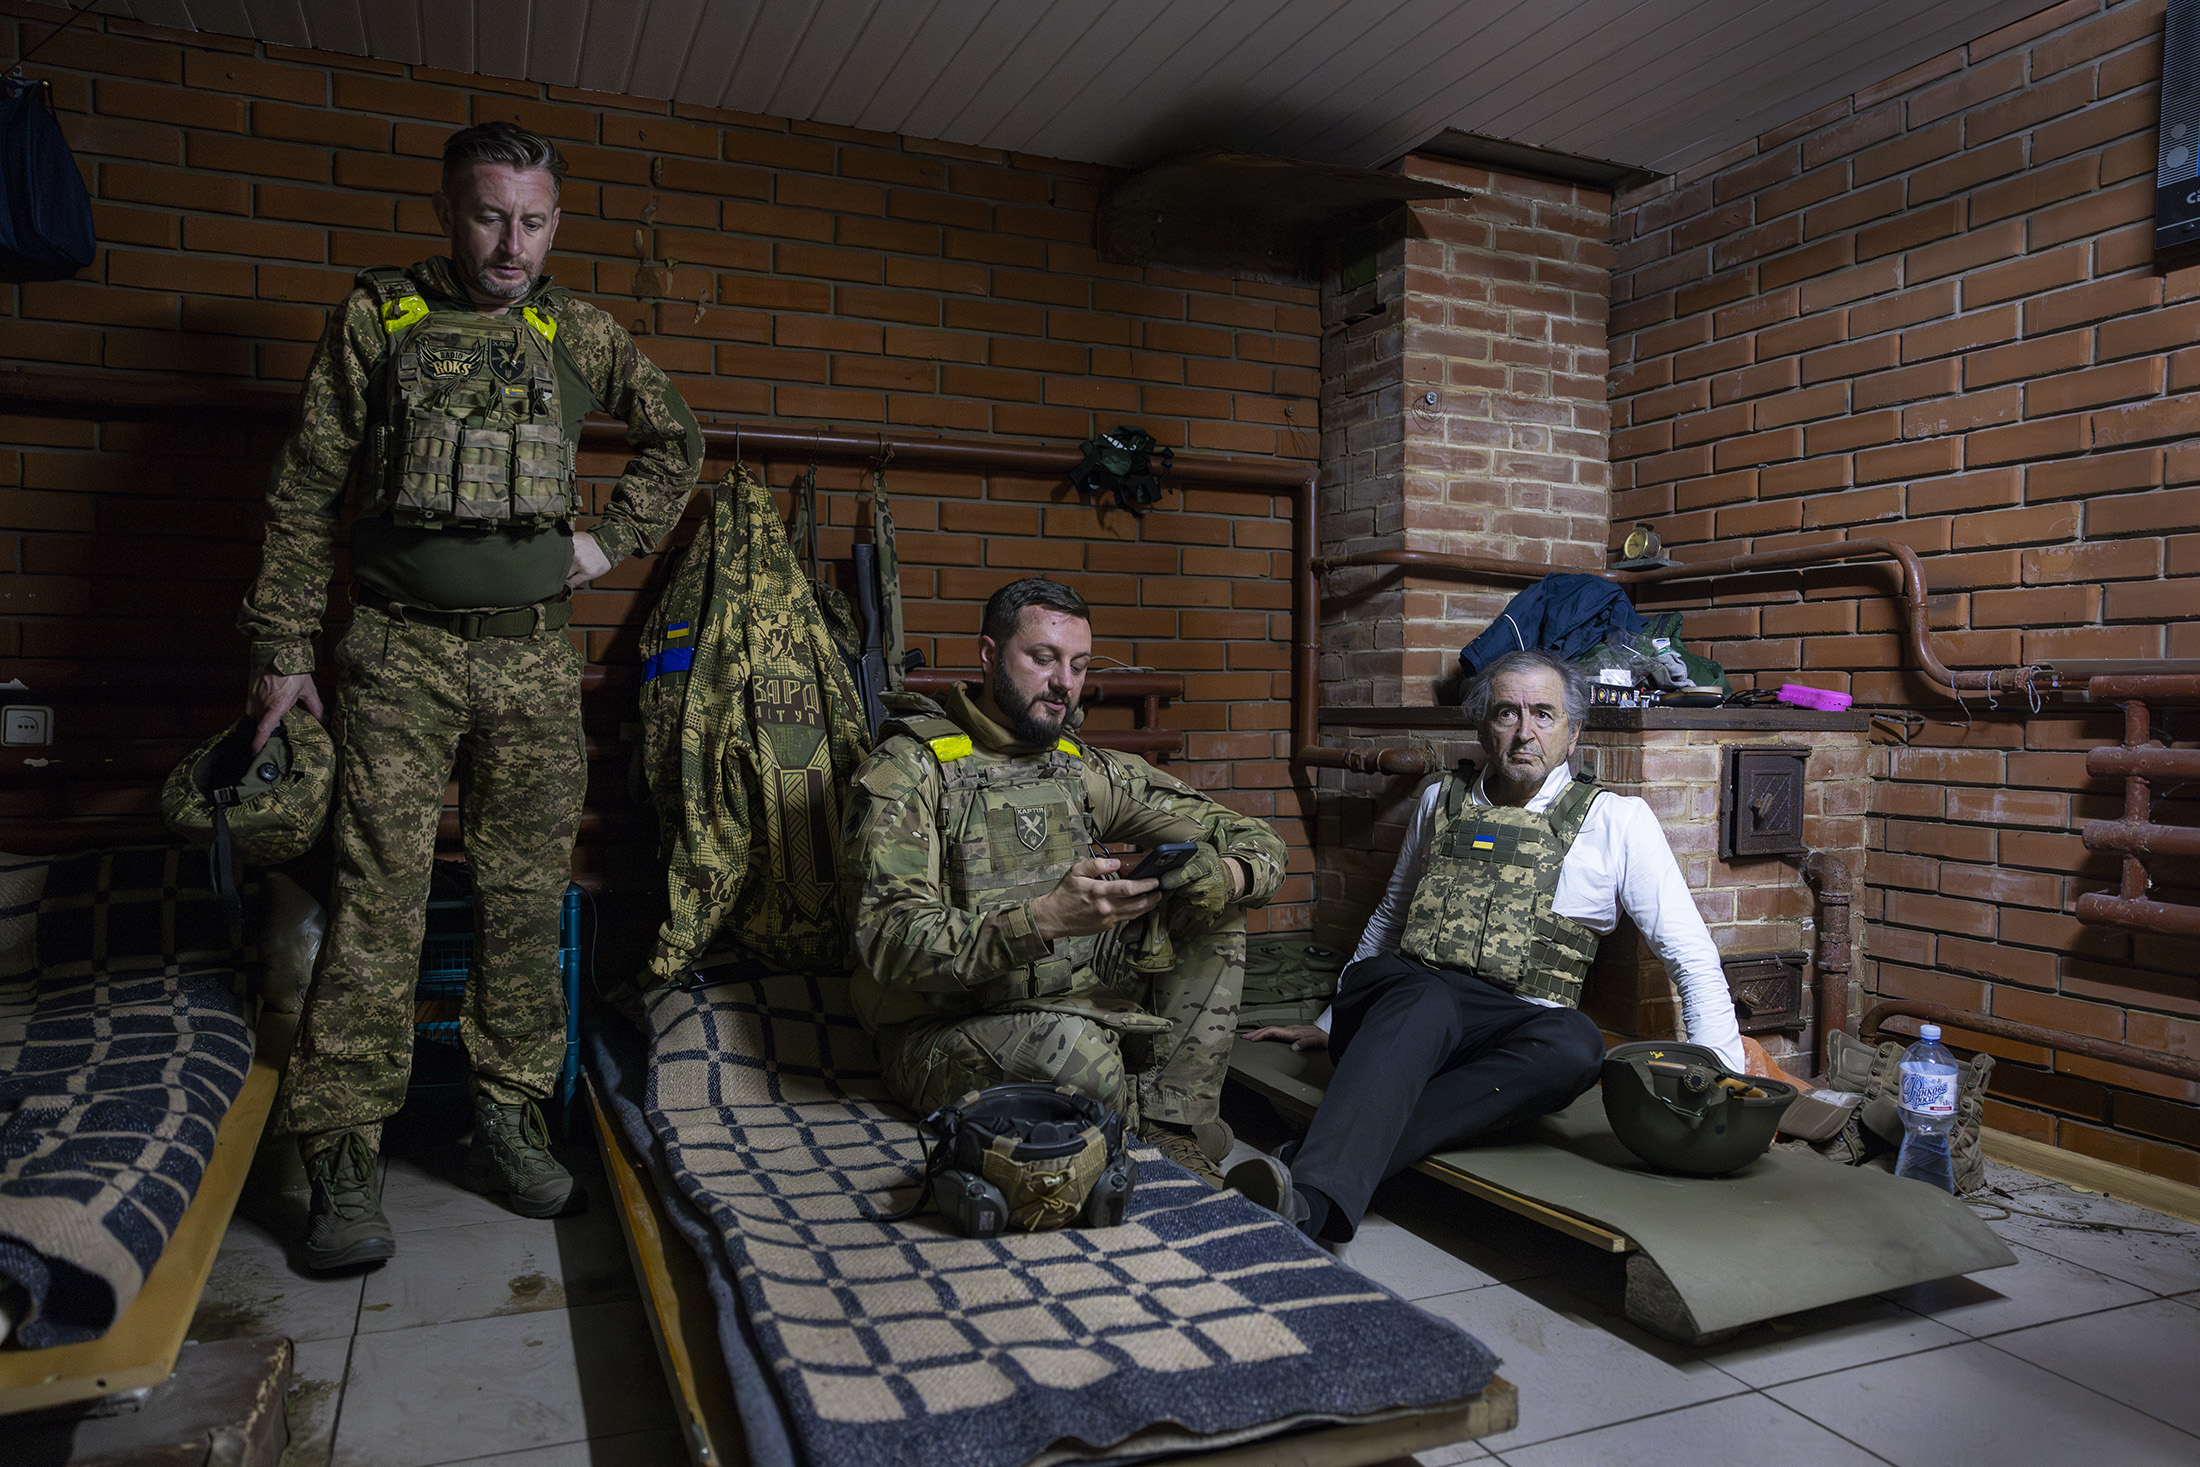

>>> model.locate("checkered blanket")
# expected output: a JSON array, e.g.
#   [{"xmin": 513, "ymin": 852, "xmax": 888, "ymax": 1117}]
[
  {"xmin": 0, "ymin": 848, "xmax": 254, "ymax": 1348},
  {"xmin": 629, "ymin": 974, "xmax": 1496, "ymax": 1467}
]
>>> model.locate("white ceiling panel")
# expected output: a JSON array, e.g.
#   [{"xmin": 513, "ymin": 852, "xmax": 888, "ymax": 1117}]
[
  {"xmin": 91, "ymin": 0, "xmax": 2060, "ymax": 176},
  {"xmin": 524, "ymin": 0, "xmax": 589, "ymax": 85}
]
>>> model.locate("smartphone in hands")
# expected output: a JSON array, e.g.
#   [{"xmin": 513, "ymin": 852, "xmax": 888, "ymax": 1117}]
[{"xmin": 1122, "ymin": 841, "xmax": 1199, "ymax": 881}]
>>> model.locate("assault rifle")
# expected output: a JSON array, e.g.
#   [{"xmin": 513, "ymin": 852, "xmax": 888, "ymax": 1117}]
[{"xmin": 849, "ymin": 542, "xmax": 891, "ymax": 736}]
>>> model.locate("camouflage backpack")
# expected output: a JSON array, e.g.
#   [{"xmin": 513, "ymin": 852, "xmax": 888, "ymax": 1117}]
[
  {"xmin": 1237, "ymin": 938, "xmax": 1347, "ymax": 1029},
  {"xmin": 636, "ymin": 464, "xmax": 871, "ymax": 983}
]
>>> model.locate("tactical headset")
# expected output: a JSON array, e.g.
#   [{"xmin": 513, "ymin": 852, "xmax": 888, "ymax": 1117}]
[{"xmin": 882, "ymin": 1083, "xmax": 1135, "ymax": 1237}]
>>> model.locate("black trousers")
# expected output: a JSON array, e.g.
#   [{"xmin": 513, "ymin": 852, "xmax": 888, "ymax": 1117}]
[{"xmin": 1292, "ymin": 950, "xmax": 1606, "ymax": 1240}]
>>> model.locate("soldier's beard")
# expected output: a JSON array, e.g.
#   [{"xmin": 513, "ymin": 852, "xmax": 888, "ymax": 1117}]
[
  {"xmin": 468, "ymin": 261, "xmax": 533, "ymax": 302},
  {"xmin": 991, "ymin": 663, "xmax": 1068, "ymax": 746}
]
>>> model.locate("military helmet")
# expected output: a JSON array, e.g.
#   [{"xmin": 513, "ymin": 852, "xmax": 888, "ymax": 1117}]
[
  {"xmin": 1602, "ymin": 1041, "xmax": 1798, "ymax": 1177},
  {"xmin": 893, "ymin": 1083, "xmax": 1135, "ymax": 1237},
  {"xmin": 161, "ymin": 709, "xmax": 335, "ymax": 888}
]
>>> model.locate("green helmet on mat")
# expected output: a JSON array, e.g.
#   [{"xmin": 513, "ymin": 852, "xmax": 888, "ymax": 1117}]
[
  {"xmin": 161, "ymin": 708, "xmax": 335, "ymax": 892},
  {"xmin": 1602, "ymin": 1041, "xmax": 1800, "ymax": 1178},
  {"xmin": 886, "ymin": 1084, "xmax": 1136, "ymax": 1237}
]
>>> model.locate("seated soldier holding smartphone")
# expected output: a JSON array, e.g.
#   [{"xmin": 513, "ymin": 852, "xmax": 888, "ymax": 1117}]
[{"xmin": 841, "ymin": 577, "xmax": 1292, "ymax": 1192}]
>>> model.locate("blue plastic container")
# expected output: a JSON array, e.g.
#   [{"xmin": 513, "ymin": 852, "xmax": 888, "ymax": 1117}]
[{"xmin": 410, "ymin": 883, "xmax": 583, "ymax": 1131}]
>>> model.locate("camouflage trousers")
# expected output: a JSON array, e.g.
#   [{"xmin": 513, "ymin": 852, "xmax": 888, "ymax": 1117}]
[
  {"xmin": 877, "ymin": 910, "xmax": 1246, "ymax": 1129},
  {"xmin": 279, "ymin": 605, "xmax": 583, "ymax": 1159}
]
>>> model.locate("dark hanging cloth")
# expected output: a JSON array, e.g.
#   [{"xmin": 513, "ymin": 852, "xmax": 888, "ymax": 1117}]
[
  {"xmin": 1, "ymin": 75, "xmax": 96, "ymax": 280},
  {"xmin": 1458, "ymin": 573, "xmax": 1647, "ymax": 675}
]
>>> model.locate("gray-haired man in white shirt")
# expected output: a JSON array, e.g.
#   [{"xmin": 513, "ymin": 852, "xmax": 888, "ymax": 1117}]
[{"xmin": 1242, "ymin": 649, "xmax": 1743, "ymax": 1241}]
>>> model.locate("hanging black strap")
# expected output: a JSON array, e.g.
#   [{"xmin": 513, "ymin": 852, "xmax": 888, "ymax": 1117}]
[{"xmin": 790, "ymin": 461, "xmax": 820, "ymax": 578}]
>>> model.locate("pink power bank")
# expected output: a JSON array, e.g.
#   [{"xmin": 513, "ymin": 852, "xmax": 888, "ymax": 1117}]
[{"xmin": 1777, "ymin": 683, "xmax": 1853, "ymax": 711}]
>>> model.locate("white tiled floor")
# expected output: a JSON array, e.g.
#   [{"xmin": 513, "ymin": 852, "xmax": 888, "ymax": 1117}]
[
  {"xmin": 1386, "ymin": 1158, "xmax": 2200, "ymax": 1466},
  {"xmin": 197, "ymin": 1133, "xmax": 2200, "ymax": 1467},
  {"xmin": 191, "ymin": 1139, "xmax": 684, "ymax": 1467}
]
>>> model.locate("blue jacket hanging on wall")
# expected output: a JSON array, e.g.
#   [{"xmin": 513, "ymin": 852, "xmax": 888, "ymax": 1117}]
[
  {"xmin": 1, "ymin": 74, "xmax": 96, "ymax": 280},
  {"xmin": 1458, "ymin": 573, "xmax": 1647, "ymax": 675}
]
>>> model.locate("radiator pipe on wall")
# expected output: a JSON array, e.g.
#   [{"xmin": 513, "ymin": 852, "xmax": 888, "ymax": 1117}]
[
  {"xmin": 0, "ymin": 373, "xmax": 1403, "ymax": 783},
  {"xmin": 647, "ymin": 420, "xmax": 1342, "ymax": 777},
  {"xmin": 1797, "ymin": 849, "xmax": 1855, "ymax": 1074},
  {"xmin": 1312, "ymin": 538, "xmax": 2061, "ymax": 706},
  {"xmin": 2075, "ymin": 679, "xmax": 2200, "ymax": 940},
  {"xmin": 1860, "ymin": 999, "xmax": 2200, "ymax": 1085}
]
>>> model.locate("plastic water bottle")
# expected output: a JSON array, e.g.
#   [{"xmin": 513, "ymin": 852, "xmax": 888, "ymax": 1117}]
[{"xmin": 1893, "ymin": 1024, "xmax": 1959, "ymax": 1193}]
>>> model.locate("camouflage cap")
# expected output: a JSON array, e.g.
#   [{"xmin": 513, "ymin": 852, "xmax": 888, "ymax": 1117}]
[{"xmin": 161, "ymin": 707, "xmax": 335, "ymax": 866}]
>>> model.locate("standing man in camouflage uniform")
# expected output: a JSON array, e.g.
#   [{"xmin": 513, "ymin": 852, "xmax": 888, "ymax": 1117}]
[
  {"xmin": 843, "ymin": 578, "xmax": 1290, "ymax": 1189},
  {"xmin": 243, "ymin": 122, "xmax": 704, "ymax": 1270}
]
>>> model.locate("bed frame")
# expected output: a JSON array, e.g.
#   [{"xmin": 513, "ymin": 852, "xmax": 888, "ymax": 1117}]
[
  {"xmin": 589, "ymin": 1079, "xmax": 1516, "ymax": 1467},
  {"xmin": 0, "ymin": 1051, "xmax": 281, "ymax": 1415}
]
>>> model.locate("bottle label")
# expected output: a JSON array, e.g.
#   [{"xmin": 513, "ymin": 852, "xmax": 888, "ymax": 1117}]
[{"xmin": 1901, "ymin": 1066, "xmax": 1956, "ymax": 1116}]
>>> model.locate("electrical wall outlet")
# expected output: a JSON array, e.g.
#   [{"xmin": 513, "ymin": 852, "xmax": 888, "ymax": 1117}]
[{"xmin": 3, "ymin": 706, "xmax": 53, "ymax": 746}]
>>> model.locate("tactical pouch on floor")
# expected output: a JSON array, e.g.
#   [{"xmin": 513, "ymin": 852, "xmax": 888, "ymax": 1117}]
[{"xmin": 1816, "ymin": 1029, "xmax": 1994, "ymax": 1194}]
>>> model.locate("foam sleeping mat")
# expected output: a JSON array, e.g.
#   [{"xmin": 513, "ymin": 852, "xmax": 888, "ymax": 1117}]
[{"xmin": 1229, "ymin": 1036, "xmax": 2016, "ymax": 1343}]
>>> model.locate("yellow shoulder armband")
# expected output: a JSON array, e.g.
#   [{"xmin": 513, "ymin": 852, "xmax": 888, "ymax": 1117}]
[
  {"xmin": 522, "ymin": 304, "xmax": 558, "ymax": 344},
  {"xmin": 928, "ymin": 734, "xmax": 973, "ymax": 762},
  {"xmin": 380, "ymin": 293, "xmax": 429, "ymax": 334},
  {"xmin": 1056, "ymin": 737, "xmax": 1082, "ymax": 758}
]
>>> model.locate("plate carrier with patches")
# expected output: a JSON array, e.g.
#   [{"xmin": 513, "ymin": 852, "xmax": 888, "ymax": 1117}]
[
  {"xmin": 878, "ymin": 695, "xmax": 1108, "ymax": 1012},
  {"xmin": 356, "ymin": 265, "xmax": 577, "ymax": 529},
  {"xmin": 1398, "ymin": 766, "xmax": 1605, "ymax": 1006}
]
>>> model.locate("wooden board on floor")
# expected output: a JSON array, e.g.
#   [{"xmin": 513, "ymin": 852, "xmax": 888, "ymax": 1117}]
[
  {"xmin": 588, "ymin": 1077, "xmax": 746, "ymax": 1467},
  {"xmin": 1983, "ymin": 1128, "xmax": 2200, "ymax": 1226},
  {"xmin": 592, "ymin": 1076, "xmax": 1517, "ymax": 1467},
  {"xmin": 0, "ymin": 1058, "xmax": 280, "ymax": 1416}
]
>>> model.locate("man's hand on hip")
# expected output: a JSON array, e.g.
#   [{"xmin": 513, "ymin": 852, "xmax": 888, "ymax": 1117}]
[
  {"xmin": 1243, "ymin": 1024, "xmax": 1328, "ymax": 1052},
  {"xmin": 247, "ymin": 671, "xmax": 325, "ymax": 753},
  {"xmin": 1031, "ymin": 857, "xmax": 1163, "ymax": 942},
  {"xmin": 565, "ymin": 530, "xmax": 611, "ymax": 590}
]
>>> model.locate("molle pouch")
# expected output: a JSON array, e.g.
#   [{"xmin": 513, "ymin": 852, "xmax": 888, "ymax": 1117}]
[
  {"xmin": 452, "ymin": 423, "xmax": 516, "ymax": 521},
  {"xmin": 395, "ymin": 414, "xmax": 462, "ymax": 521},
  {"xmin": 1100, "ymin": 909, "xmax": 1177, "ymax": 977},
  {"xmin": 511, "ymin": 422, "xmax": 571, "ymax": 521},
  {"xmin": 366, "ymin": 274, "xmax": 574, "ymax": 529}
]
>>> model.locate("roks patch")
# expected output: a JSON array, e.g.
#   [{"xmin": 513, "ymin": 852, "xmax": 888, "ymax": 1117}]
[{"xmin": 420, "ymin": 343, "xmax": 483, "ymax": 381}]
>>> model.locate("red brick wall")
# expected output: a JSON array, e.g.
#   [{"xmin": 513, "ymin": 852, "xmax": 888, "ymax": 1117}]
[
  {"xmin": 0, "ymin": 5, "xmax": 1320, "ymax": 930},
  {"xmin": 1607, "ymin": 0, "xmax": 2200, "ymax": 1180},
  {"xmin": 1319, "ymin": 162, "xmax": 1614, "ymax": 710}
]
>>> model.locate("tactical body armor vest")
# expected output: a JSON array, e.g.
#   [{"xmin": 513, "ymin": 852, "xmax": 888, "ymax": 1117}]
[
  {"xmin": 1398, "ymin": 766, "xmax": 1605, "ymax": 1007},
  {"xmin": 357, "ymin": 266, "xmax": 578, "ymax": 530},
  {"xmin": 888, "ymin": 702, "xmax": 1105, "ymax": 1012}
]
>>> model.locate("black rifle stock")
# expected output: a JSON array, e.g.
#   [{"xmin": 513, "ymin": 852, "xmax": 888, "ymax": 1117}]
[{"xmin": 849, "ymin": 542, "xmax": 890, "ymax": 735}]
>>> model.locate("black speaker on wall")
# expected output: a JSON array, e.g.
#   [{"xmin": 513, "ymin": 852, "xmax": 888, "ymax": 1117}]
[{"xmin": 2157, "ymin": 0, "xmax": 2200, "ymax": 258}]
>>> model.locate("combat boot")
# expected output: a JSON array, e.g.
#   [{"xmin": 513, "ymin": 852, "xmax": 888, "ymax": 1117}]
[
  {"xmin": 1142, "ymin": 1121, "xmax": 1226, "ymax": 1188},
  {"xmin": 465, "ymin": 1093, "xmax": 580, "ymax": 1219},
  {"xmin": 1225, "ymin": 1150, "xmax": 1310, "ymax": 1229},
  {"xmin": 1189, "ymin": 1118, "xmax": 1235, "ymax": 1164},
  {"xmin": 302, "ymin": 1130, "xmax": 395, "ymax": 1273}
]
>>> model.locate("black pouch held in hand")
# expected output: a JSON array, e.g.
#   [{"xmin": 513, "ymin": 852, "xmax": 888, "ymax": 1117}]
[{"xmin": 883, "ymin": 1084, "xmax": 1135, "ymax": 1237}]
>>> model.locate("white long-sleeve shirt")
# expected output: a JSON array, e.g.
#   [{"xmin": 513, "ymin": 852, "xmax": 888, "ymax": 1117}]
[{"xmin": 1322, "ymin": 763, "xmax": 1745, "ymax": 1070}]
